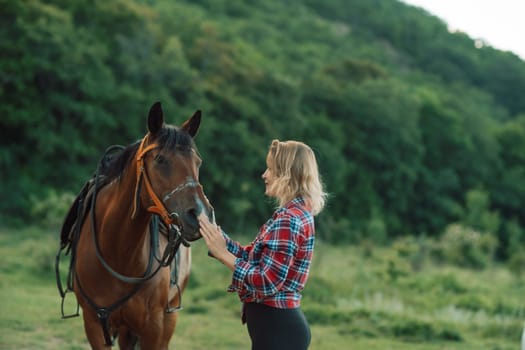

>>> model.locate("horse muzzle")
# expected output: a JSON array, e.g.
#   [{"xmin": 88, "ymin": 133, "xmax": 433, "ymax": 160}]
[{"xmin": 175, "ymin": 200, "xmax": 214, "ymax": 242}]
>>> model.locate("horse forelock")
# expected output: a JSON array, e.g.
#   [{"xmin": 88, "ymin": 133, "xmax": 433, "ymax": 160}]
[
  {"xmin": 155, "ymin": 125, "xmax": 196, "ymax": 154},
  {"xmin": 103, "ymin": 125, "xmax": 197, "ymax": 182}
]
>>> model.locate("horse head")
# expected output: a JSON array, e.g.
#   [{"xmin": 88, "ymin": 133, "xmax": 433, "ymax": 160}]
[{"xmin": 135, "ymin": 102, "xmax": 213, "ymax": 243}]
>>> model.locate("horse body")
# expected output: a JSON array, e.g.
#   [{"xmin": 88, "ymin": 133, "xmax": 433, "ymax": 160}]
[
  {"xmin": 66, "ymin": 102, "xmax": 212, "ymax": 349},
  {"xmin": 75, "ymin": 180, "xmax": 175, "ymax": 349}
]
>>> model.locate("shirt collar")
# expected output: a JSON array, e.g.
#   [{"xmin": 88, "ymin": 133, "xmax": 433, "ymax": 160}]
[{"xmin": 273, "ymin": 197, "xmax": 307, "ymax": 217}]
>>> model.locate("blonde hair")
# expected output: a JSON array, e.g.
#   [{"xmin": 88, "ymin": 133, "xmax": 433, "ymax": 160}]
[{"xmin": 266, "ymin": 139, "xmax": 327, "ymax": 215}]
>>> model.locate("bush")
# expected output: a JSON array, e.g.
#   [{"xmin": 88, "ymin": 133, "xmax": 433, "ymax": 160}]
[
  {"xmin": 455, "ymin": 294, "xmax": 492, "ymax": 312},
  {"xmin": 302, "ymin": 275, "xmax": 338, "ymax": 305},
  {"xmin": 434, "ymin": 273, "xmax": 468, "ymax": 294},
  {"xmin": 303, "ymin": 304, "xmax": 354, "ymax": 325},
  {"xmin": 317, "ymin": 215, "xmax": 358, "ymax": 244},
  {"xmin": 433, "ymin": 224, "xmax": 498, "ymax": 269},
  {"xmin": 507, "ymin": 251, "xmax": 525, "ymax": 277},
  {"xmin": 30, "ymin": 190, "xmax": 76, "ymax": 229},
  {"xmin": 365, "ymin": 210, "xmax": 387, "ymax": 245},
  {"xmin": 385, "ymin": 258, "xmax": 410, "ymax": 282},
  {"xmin": 393, "ymin": 235, "xmax": 430, "ymax": 271},
  {"xmin": 390, "ymin": 318, "xmax": 462, "ymax": 342},
  {"xmin": 20, "ymin": 234, "xmax": 57, "ymax": 277},
  {"xmin": 462, "ymin": 189, "xmax": 500, "ymax": 234}
]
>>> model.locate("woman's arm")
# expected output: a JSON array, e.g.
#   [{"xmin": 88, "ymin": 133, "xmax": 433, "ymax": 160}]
[
  {"xmin": 198, "ymin": 213, "xmax": 237, "ymax": 271},
  {"xmin": 229, "ymin": 214, "xmax": 301, "ymax": 298}
]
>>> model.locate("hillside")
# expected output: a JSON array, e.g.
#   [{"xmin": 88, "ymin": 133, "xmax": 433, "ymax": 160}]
[{"xmin": 1, "ymin": 0, "xmax": 524, "ymax": 256}]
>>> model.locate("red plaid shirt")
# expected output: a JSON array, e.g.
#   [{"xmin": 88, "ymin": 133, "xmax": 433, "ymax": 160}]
[{"xmin": 224, "ymin": 197, "xmax": 315, "ymax": 308}]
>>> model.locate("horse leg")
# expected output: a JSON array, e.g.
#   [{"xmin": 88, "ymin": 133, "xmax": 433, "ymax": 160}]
[
  {"xmin": 118, "ymin": 326, "xmax": 138, "ymax": 350},
  {"xmin": 138, "ymin": 312, "xmax": 177, "ymax": 350},
  {"xmin": 82, "ymin": 310, "xmax": 113, "ymax": 349}
]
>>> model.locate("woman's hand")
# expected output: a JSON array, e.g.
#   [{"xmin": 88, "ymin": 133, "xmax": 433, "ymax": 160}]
[{"xmin": 198, "ymin": 213, "xmax": 235, "ymax": 270}]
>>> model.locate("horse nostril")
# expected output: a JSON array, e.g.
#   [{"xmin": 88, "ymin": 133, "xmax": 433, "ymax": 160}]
[{"xmin": 188, "ymin": 208, "xmax": 198, "ymax": 219}]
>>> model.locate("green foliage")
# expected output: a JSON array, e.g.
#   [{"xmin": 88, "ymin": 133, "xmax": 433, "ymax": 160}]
[
  {"xmin": 392, "ymin": 235, "xmax": 430, "ymax": 271},
  {"xmin": 507, "ymin": 250, "xmax": 525, "ymax": 277},
  {"xmin": 390, "ymin": 318, "xmax": 462, "ymax": 342},
  {"xmin": 462, "ymin": 189, "xmax": 500, "ymax": 234},
  {"xmin": 491, "ymin": 115, "xmax": 525, "ymax": 238},
  {"xmin": 302, "ymin": 275, "xmax": 338, "ymax": 305},
  {"xmin": 2, "ymin": 227, "xmax": 525, "ymax": 349},
  {"xmin": 1, "ymin": 0, "xmax": 525, "ymax": 255},
  {"xmin": 455, "ymin": 294, "xmax": 493, "ymax": 313},
  {"xmin": 31, "ymin": 190, "xmax": 76, "ymax": 229},
  {"xmin": 433, "ymin": 224, "xmax": 498, "ymax": 269}
]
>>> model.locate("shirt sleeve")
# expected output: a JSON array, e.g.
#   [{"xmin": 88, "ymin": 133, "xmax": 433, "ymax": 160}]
[
  {"xmin": 223, "ymin": 229, "xmax": 248, "ymax": 259},
  {"xmin": 229, "ymin": 213, "xmax": 301, "ymax": 298}
]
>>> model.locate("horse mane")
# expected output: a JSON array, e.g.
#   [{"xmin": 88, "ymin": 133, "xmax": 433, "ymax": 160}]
[{"xmin": 103, "ymin": 125, "xmax": 196, "ymax": 183}]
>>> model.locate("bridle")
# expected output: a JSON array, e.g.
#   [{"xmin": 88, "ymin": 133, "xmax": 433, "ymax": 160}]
[{"xmin": 132, "ymin": 133, "xmax": 198, "ymax": 238}]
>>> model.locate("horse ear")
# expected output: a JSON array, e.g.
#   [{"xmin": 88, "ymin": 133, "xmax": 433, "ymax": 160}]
[
  {"xmin": 147, "ymin": 102, "xmax": 164, "ymax": 134},
  {"xmin": 180, "ymin": 110, "xmax": 201, "ymax": 138}
]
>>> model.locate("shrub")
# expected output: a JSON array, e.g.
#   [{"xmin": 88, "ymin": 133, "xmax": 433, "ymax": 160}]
[
  {"xmin": 455, "ymin": 294, "xmax": 492, "ymax": 312},
  {"xmin": 303, "ymin": 304, "xmax": 354, "ymax": 325},
  {"xmin": 391, "ymin": 319, "xmax": 436, "ymax": 341},
  {"xmin": 30, "ymin": 190, "xmax": 76, "ymax": 229},
  {"xmin": 317, "ymin": 216, "xmax": 357, "ymax": 244},
  {"xmin": 462, "ymin": 189, "xmax": 500, "ymax": 234},
  {"xmin": 390, "ymin": 318, "xmax": 462, "ymax": 342},
  {"xmin": 434, "ymin": 273, "xmax": 468, "ymax": 294},
  {"xmin": 393, "ymin": 235, "xmax": 430, "ymax": 271},
  {"xmin": 433, "ymin": 224, "xmax": 498, "ymax": 269},
  {"xmin": 385, "ymin": 258, "xmax": 410, "ymax": 282},
  {"xmin": 302, "ymin": 275, "xmax": 338, "ymax": 305},
  {"xmin": 21, "ymin": 235, "xmax": 57, "ymax": 277},
  {"xmin": 507, "ymin": 251, "xmax": 525, "ymax": 277},
  {"xmin": 365, "ymin": 209, "xmax": 387, "ymax": 245}
]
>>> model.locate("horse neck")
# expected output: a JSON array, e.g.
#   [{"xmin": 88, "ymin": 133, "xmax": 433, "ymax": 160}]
[{"xmin": 95, "ymin": 166, "xmax": 151, "ymax": 270}]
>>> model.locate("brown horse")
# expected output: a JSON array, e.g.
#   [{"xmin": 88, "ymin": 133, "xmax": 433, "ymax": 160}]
[{"xmin": 60, "ymin": 102, "xmax": 213, "ymax": 349}]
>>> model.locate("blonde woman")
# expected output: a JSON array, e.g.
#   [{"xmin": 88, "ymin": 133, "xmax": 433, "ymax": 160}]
[{"xmin": 198, "ymin": 139, "xmax": 327, "ymax": 350}]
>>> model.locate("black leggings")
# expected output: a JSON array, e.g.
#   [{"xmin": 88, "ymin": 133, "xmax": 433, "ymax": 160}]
[{"xmin": 244, "ymin": 302, "xmax": 311, "ymax": 350}]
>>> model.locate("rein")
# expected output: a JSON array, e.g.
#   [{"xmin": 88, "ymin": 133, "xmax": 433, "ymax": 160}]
[{"xmin": 88, "ymin": 134, "xmax": 193, "ymax": 281}]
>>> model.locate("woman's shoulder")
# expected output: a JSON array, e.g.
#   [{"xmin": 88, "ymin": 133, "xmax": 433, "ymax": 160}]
[
  {"xmin": 284, "ymin": 198, "xmax": 313, "ymax": 216},
  {"xmin": 272, "ymin": 198, "xmax": 313, "ymax": 227}
]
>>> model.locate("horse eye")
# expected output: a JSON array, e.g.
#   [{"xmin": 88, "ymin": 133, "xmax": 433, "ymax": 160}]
[{"xmin": 154, "ymin": 154, "xmax": 167, "ymax": 165}]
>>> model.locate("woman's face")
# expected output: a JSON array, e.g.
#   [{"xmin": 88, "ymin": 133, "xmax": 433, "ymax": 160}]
[{"xmin": 262, "ymin": 160, "xmax": 276, "ymax": 197}]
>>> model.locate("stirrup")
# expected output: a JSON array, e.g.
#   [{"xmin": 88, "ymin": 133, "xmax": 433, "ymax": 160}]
[{"xmin": 60, "ymin": 290, "xmax": 80, "ymax": 319}]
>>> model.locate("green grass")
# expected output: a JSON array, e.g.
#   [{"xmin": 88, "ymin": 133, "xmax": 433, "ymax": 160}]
[{"xmin": 0, "ymin": 226, "xmax": 524, "ymax": 349}]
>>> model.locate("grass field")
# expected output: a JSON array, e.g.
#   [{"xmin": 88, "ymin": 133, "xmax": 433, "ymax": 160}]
[{"xmin": 0, "ymin": 226, "xmax": 524, "ymax": 349}]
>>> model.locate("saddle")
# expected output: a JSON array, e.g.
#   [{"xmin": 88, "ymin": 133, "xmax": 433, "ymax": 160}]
[
  {"xmin": 60, "ymin": 145, "xmax": 123, "ymax": 253},
  {"xmin": 60, "ymin": 176, "xmax": 97, "ymax": 252}
]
